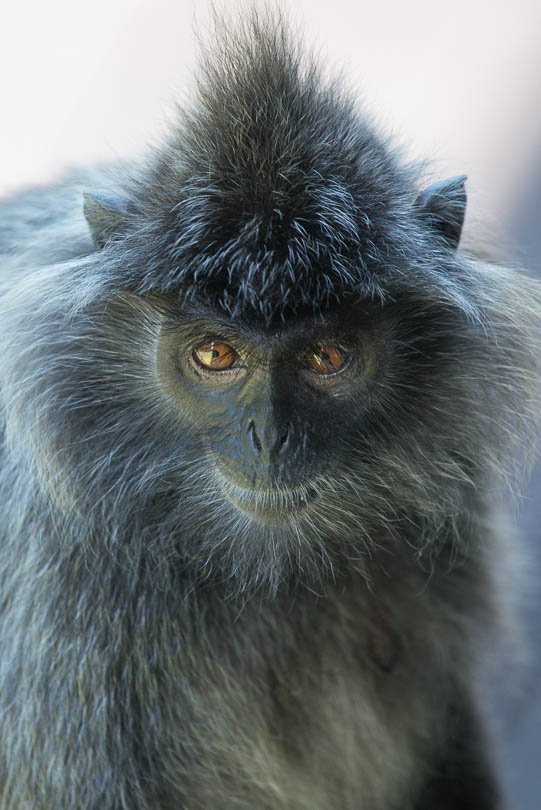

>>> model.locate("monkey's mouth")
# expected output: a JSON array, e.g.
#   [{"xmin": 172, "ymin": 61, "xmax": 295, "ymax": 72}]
[{"xmin": 216, "ymin": 475, "xmax": 319, "ymax": 523}]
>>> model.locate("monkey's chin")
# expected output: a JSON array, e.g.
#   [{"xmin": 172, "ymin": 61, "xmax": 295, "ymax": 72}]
[{"xmin": 216, "ymin": 475, "xmax": 317, "ymax": 525}]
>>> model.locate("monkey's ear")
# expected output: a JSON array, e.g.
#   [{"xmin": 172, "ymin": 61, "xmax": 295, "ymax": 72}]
[
  {"xmin": 83, "ymin": 191, "xmax": 133, "ymax": 249},
  {"xmin": 414, "ymin": 175, "xmax": 467, "ymax": 250}
]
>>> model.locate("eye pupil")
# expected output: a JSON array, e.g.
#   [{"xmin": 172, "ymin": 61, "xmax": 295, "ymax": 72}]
[
  {"xmin": 193, "ymin": 341, "xmax": 239, "ymax": 371},
  {"xmin": 308, "ymin": 345, "xmax": 347, "ymax": 374}
]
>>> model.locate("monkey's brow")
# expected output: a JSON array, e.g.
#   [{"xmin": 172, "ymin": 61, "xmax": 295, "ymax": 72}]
[
  {"xmin": 160, "ymin": 309, "xmax": 351, "ymax": 346},
  {"xmin": 160, "ymin": 316, "xmax": 255, "ymax": 345}
]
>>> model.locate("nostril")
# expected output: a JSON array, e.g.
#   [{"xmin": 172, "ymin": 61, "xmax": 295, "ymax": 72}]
[
  {"xmin": 277, "ymin": 425, "xmax": 291, "ymax": 454},
  {"xmin": 248, "ymin": 420, "xmax": 262, "ymax": 454}
]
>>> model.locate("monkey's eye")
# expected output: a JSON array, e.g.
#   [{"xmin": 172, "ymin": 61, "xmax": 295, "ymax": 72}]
[
  {"xmin": 192, "ymin": 341, "xmax": 240, "ymax": 371},
  {"xmin": 306, "ymin": 345, "xmax": 349, "ymax": 375}
]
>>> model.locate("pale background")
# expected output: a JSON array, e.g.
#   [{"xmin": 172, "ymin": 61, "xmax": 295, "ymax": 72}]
[
  {"xmin": 1, "ymin": 1, "xmax": 540, "ymax": 807},
  {"xmin": 1, "ymin": 0, "xmax": 541, "ymax": 223}
]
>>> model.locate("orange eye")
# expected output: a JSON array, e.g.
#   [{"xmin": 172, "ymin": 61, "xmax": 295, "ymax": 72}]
[
  {"xmin": 192, "ymin": 341, "xmax": 239, "ymax": 371},
  {"xmin": 307, "ymin": 345, "xmax": 348, "ymax": 374}
]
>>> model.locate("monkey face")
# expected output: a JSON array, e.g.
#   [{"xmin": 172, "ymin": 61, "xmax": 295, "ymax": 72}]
[{"xmin": 156, "ymin": 301, "xmax": 383, "ymax": 526}]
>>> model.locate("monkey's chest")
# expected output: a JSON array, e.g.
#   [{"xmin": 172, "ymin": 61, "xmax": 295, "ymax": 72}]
[{"xmin": 158, "ymin": 623, "xmax": 443, "ymax": 810}]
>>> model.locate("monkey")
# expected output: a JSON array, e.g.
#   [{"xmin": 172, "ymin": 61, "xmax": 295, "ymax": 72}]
[{"xmin": 0, "ymin": 11, "xmax": 539, "ymax": 810}]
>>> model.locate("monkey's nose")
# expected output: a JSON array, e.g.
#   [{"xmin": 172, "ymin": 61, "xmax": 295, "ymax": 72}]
[
  {"xmin": 247, "ymin": 420, "xmax": 291, "ymax": 460},
  {"xmin": 274, "ymin": 426, "xmax": 291, "ymax": 456},
  {"xmin": 247, "ymin": 420, "xmax": 263, "ymax": 454}
]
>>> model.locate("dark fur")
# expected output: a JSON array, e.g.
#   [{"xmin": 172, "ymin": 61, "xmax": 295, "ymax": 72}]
[{"xmin": 0, "ymin": 12, "xmax": 540, "ymax": 809}]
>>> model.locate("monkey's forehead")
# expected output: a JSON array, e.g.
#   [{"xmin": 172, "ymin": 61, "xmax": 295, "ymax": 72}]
[
  {"xmin": 109, "ymin": 205, "xmax": 448, "ymax": 325},
  {"xmin": 177, "ymin": 246, "xmax": 385, "ymax": 322},
  {"xmin": 171, "ymin": 293, "xmax": 380, "ymax": 337},
  {"xmin": 118, "ymin": 178, "xmax": 429, "ymax": 322},
  {"xmin": 98, "ymin": 150, "xmax": 459, "ymax": 324}
]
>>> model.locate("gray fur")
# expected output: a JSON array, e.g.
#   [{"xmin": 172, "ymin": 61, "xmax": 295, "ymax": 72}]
[{"xmin": 0, "ymin": 11, "xmax": 540, "ymax": 810}]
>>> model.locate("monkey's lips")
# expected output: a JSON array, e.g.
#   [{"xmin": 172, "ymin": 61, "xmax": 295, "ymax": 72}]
[{"xmin": 217, "ymin": 476, "xmax": 318, "ymax": 523}]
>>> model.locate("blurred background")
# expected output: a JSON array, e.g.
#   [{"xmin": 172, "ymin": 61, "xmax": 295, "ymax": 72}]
[{"xmin": 1, "ymin": 1, "xmax": 540, "ymax": 806}]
